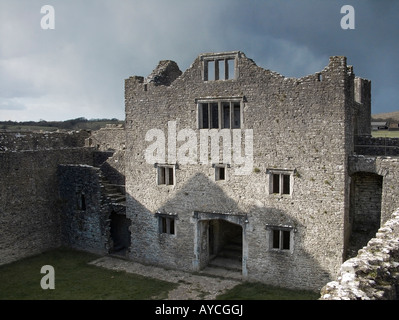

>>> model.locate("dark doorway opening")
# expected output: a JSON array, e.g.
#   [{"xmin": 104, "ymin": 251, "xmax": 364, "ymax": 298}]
[
  {"xmin": 347, "ymin": 172, "xmax": 383, "ymax": 259},
  {"xmin": 208, "ymin": 220, "xmax": 242, "ymax": 271},
  {"xmin": 109, "ymin": 212, "xmax": 131, "ymax": 256}
]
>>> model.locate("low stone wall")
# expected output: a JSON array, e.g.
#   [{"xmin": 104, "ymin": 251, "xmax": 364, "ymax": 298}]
[
  {"xmin": 0, "ymin": 130, "xmax": 89, "ymax": 152},
  {"xmin": 320, "ymin": 208, "xmax": 399, "ymax": 300},
  {"xmin": 355, "ymin": 136, "xmax": 399, "ymax": 156}
]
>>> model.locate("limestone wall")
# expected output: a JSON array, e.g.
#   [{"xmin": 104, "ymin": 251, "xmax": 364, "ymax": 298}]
[
  {"xmin": 124, "ymin": 51, "xmax": 364, "ymax": 290},
  {"xmin": 320, "ymin": 208, "xmax": 399, "ymax": 300},
  {"xmin": 0, "ymin": 130, "xmax": 94, "ymax": 265},
  {"xmin": 0, "ymin": 148, "xmax": 94, "ymax": 265},
  {"xmin": 0, "ymin": 130, "xmax": 89, "ymax": 152}
]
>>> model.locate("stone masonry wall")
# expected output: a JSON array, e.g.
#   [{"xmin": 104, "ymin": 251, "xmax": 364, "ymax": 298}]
[
  {"xmin": 58, "ymin": 165, "xmax": 107, "ymax": 254},
  {"xmin": 0, "ymin": 130, "xmax": 94, "ymax": 265},
  {"xmin": 349, "ymin": 155, "xmax": 399, "ymax": 225},
  {"xmin": 320, "ymin": 208, "xmax": 399, "ymax": 300},
  {"xmin": 124, "ymin": 51, "xmax": 364, "ymax": 290},
  {"xmin": 355, "ymin": 136, "xmax": 399, "ymax": 156},
  {"xmin": 0, "ymin": 147, "xmax": 94, "ymax": 265},
  {"xmin": 0, "ymin": 130, "xmax": 90, "ymax": 152},
  {"xmin": 85, "ymin": 124, "xmax": 125, "ymax": 152}
]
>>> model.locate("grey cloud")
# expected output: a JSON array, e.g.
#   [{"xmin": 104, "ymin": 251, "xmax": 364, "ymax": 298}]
[{"xmin": 0, "ymin": 0, "xmax": 398, "ymax": 120}]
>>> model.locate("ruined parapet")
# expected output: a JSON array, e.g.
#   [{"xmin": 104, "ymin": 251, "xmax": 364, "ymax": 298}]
[
  {"xmin": 145, "ymin": 60, "xmax": 182, "ymax": 86},
  {"xmin": 320, "ymin": 208, "xmax": 399, "ymax": 300},
  {"xmin": 85, "ymin": 124, "xmax": 125, "ymax": 152},
  {"xmin": 0, "ymin": 130, "xmax": 90, "ymax": 152}
]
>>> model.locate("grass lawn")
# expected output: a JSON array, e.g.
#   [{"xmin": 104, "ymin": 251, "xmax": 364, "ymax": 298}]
[
  {"xmin": 0, "ymin": 248, "xmax": 177, "ymax": 300},
  {"xmin": 216, "ymin": 282, "xmax": 319, "ymax": 300},
  {"xmin": 0, "ymin": 248, "xmax": 319, "ymax": 300}
]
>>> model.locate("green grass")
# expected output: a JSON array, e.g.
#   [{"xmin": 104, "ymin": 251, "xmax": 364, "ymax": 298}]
[
  {"xmin": 371, "ymin": 130, "xmax": 399, "ymax": 138},
  {"xmin": 216, "ymin": 282, "xmax": 319, "ymax": 300},
  {"xmin": 0, "ymin": 248, "xmax": 320, "ymax": 300},
  {"xmin": 0, "ymin": 248, "xmax": 177, "ymax": 300}
]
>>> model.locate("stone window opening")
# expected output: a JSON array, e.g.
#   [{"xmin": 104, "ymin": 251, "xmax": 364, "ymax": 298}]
[
  {"xmin": 267, "ymin": 169, "xmax": 294, "ymax": 196},
  {"xmin": 214, "ymin": 164, "xmax": 228, "ymax": 181},
  {"xmin": 204, "ymin": 58, "xmax": 235, "ymax": 81},
  {"xmin": 266, "ymin": 225, "xmax": 295, "ymax": 252},
  {"xmin": 157, "ymin": 165, "xmax": 175, "ymax": 186},
  {"xmin": 272, "ymin": 229, "xmax": 290, "ymax": 250},
  {"xmin": 198, "ymin": 100, "xmax": 242, "ymax": 129},
  {"xmin": 158, "ymin": 215, "xmax": 176, "ymax": 235}
]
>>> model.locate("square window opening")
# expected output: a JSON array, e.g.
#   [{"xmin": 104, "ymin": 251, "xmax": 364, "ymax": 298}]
[
  {"xmin": 159, "ymin": 216, "xmax": 176, "ymax": 235},
  {"xmin": 215, "ymin": 166, "xmax": 226, "ymax": 181},
  {"xmin": 270, "ymin": 228, "xmax": 292, "ymax": 251},
  {"xmin": 158, "ymin": 166, "xmax": 174, "ymax": 186}
]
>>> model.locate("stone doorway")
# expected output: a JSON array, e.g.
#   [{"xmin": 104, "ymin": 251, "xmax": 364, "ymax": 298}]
[
  {"xmin": 109, "ymin": 212, "xmax": 131, "ymax": 256},
  {"xmin": 208, "ymin": 220, "xmax": 242, "ymax": 271},
  {"xmin": 193, "ymin": 211, "xmax": 248, "ymax": 277},
  {"xmin": 347, "ymin": 172, "xmax": 383, "ymax": 259}
]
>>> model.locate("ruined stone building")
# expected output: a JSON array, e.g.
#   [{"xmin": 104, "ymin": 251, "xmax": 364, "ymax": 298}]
[{"xmin": 2, "ymin": 51, "xmax": 399, "ymax": 292}]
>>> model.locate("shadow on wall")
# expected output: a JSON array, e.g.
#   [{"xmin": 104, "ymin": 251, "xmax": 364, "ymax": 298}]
[{"xmin": 126, "ymin": 171, "xmax": 331, "ymax": 291}]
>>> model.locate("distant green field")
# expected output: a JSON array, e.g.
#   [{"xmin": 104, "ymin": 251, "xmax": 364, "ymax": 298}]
[{"xmin": 371, "ymin": 130, "xmax": 399, "ymax": 138}]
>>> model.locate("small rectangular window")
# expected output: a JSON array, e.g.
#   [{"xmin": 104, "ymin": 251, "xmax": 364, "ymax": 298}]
[
  {"xmin": 269, "ymin": 228, "xmax": 292, "ymax": 251},
  {"xmin": 158, "ymin": 166, "xmax": 174, "ymax": 185},
  {"xmin": 215, "ymin": 165, "xmax": 226, "ymax": 181},
  {"xmin": 269, "ymin": 170, "xmax": 293, "ymax": 196},
  {"xmin": 159, "ymin": 216, "xmax": 176, "ymax": 235}
]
